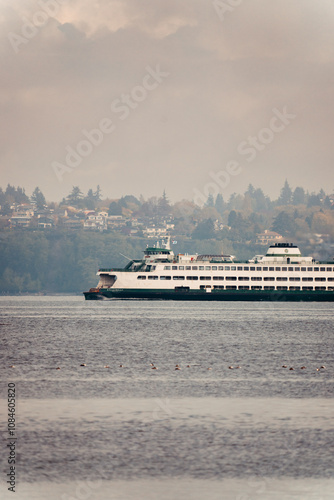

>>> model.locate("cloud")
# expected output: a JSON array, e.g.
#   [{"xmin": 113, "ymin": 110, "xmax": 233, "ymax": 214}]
[{"xmin": 1, "ymin": 0, "xmax": 334, "ymax": 201}]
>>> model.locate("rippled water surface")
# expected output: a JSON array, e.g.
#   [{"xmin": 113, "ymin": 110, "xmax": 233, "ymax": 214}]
[{"xmin": 0, "ymin": 296, "xmax": 333, "ymax": 499}]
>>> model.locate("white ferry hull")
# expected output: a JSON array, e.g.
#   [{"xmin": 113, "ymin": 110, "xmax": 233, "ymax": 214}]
[{"xmin": 84, "ymin": 241, "xmax": 334, "ymax": 302}]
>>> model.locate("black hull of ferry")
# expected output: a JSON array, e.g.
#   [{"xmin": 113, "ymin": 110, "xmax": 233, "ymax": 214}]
[{"xmin": 84, "ymin": 288, "xmax": 334, "ymax": 302}]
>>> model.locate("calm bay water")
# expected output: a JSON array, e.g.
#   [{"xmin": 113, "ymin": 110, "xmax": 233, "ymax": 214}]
[{"xmin": 0, "ymin": 296, "xmax": 333, "ymax": 499}]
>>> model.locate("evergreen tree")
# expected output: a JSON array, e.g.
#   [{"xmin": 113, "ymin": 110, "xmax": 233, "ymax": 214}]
[
  {"xmin": 157, "ymin": 190, "xmax": 171, "ymax": 216},
  {"xmin": 271, "ymin": 211, "xmax": 296, "ymax": 236},
  {"xmin": 292, "ymin": 186, "xmax": 305, "ymax": 205},
  {"xmin": 66, "ymin": 186, "xmax": 83, "ymax": 206},
  {"xmin": 16, "ymin": 187, "xmax": 30, "ymax": 204},
  {"xmin": 253, "ymin": 188, "xmax": 269, "ymax": 211},
  {"xmin": 215, "ymin": 193, "xmax": 225, "ymax": 214},
  {"xmin": 1, "ymin": 202, "xmax": 12, "ymax": 215},
  {"xmin": 3, "ymin": 185, "xmax": 29, "ymax": 204},
  {"xmin": 31, "ymin": 187, "xmax": 46, "ymax": 209},
  {"xmin": 307, "ymin": 194, "xmax": 321, "ymax": 207},
  {"xmin": 191, "ymin": 219, "xmax": 215, "ymax": 240},
  {"xmin": 94, "ymin": 185, "xmax": 102, "ymax": 201},
  {"xmin": 0, "ymin": 187, "xmax": 5, "ymax": 206},
  {"xmin": 277, "ymin": 180, "xmax": 292, "ymax": 205},
  {"xmin": 5, "ymin": 184, "xmax": 17, "ymax": 202},
  {"xmin": 229, "ymin": 212, "xmax": 246, "ymax": 231},
  {"xmin": 85, "ymin": 189, "xmax": 96, "ymax": 210},
  {"xmin": 227, "ymin": 192, "xmax": 243, "ymax": 210},
  {"xmin": 228, "ymin": 210, "xmax": 238, "ymax": 227},
  {"xmin": 245, "ymin": 184, "xmax": 255, "ymax": 197},
  {"xmin": 205, "ymin": 194, "xmax": 215, "ymax": 207}
]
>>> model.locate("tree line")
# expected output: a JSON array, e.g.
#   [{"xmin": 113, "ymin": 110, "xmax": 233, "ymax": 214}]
[
  {"xmin": 0, "ymin": 180, "xmax": 333, "ymax": 293},
  {"xmin": 1, "ymin": 180, "xmax": 332, "ymax": 215}
]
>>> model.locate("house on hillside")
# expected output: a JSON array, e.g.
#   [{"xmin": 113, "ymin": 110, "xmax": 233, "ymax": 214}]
[
  {"xmin": 37, "ymin": 217, "xmax": 55, "ymax": 229},
  {"xmin": 15, "ymin": 204, "xmax": 35, "ymax": 217},
  {"xmin": 143, "ymin": 226, "xmax": 168, "ymax": 238},
  {"xmin": 9, "ymin": 216, "xmax": 32, "ymax": 228},
  {"xmin": 83, "ymin": 213, "xmax": 107, "ymax": 231},
  {"xmin": 256, "ymin": 230, "xmax": 283, "ymax": 245},
  {"xmin": 106, "ymin": 216, "xmax": 127, "ymax": 229},
  {"xmin": 63, "ymin": 218, "xmax": 83, "ymax": 230}
]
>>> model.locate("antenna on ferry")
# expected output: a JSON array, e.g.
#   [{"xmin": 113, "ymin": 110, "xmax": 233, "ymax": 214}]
[
  {"xmin": 119, "ymin": 253, "xmax": 133, "ymax": 261},
  {"xmin": 164, "ymin": 235, "xmax": 171, "ymax": 249}
]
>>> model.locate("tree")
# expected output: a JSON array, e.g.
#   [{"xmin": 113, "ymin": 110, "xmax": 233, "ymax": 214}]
[
  {"xmin": 108, "ymin": 201, "xmax": 122, "ymax": 216},
  {"xmin": 311, "ymin": 211, "xmax": 334, "ymax": 235},
  {"xmin": 245, "ymin": 184, "xmax": 255, "ymax": 198},
  {"xmin": 157, "ymin": 190, "xmax": 171, "ymax": 216},
  {"xmin": 205, "ymin": 194, "xmax": 215, "ymax": 207},
  {"xmin": 31, "ymin": 187, "xmax": 46, "ymax": 209},
  {"xmin": 1, "ymin": 202, "xmax": 12, "ymax": 216},
  {"xmin": 253, "ymin": 188, "xmax": 269, "ymax": 211},
  {"xmin": 0, "ymin": 187, "xmax": 5, "ymax": 207},
  {"xmin": 192, "ymin": 219, "xmax": 216, "ymax": 240},
  {"xmin": 305, "ymin": 214, "xmax": 313, "ymax": 228},
  {"xmin": 171, "ymin": 200, "xmax": 197, "ymax": 235},
  {"xmin": 307, "ymin": 193, "xmax": 321, "ymax": 207},
  {"xmin": 215, "ymin": 193, "xmax": 225, "ymax": 214},
  {"xmin": 94, "ymin": 185, "xmax": 102, "ymax": 201},
  {"xmin": 4, "ymin": 184, "xmax": 29, "ymax": 204},
  {"xmin": 292, "ymin": 187, "xmax": 305, "ymax": 205},
  {"xmin": 66, "ymin": 186, "xmax": 83, "ymax": 206},
  {"xmin": 271, "ymin": 211, "xmax": 296, "ymax": 236},
  {"xmin": 118, "ymin": 195, "xmax": 141, "ymax": 208},
  {"xmin": 5, "ymin": 184, "xmax": 17, "ymax": 205},
  {"xmin": 277, "ymin": 180, "xmax": 292, "ymax": 205},
  {"xmin": 253, "ymin": 222, "xmax": 262, "ymax": 235},
  {"xmin": 139, "ymin": 197, "xmax": 158, "ymax": 217},
  {"xmin": 228, "ymin": 210, "xmax": 238, "ymax": 227},
  {"xmin": 324, "ymin": 196, "xmax": 332, "ymax": 209},
  {"xmin": 85, "ymin": 189, "xmax": 96, "ymax": 210},
  {"xmin": 16, "ymin": 187, "xmax": 30, "ymax": 204},
  {"xmin": 318, "ymin": 188, "xmax": 326, "ymax": 202},
  {"xmin": 227, "ymin": 193, "xmax": 243, "ymax": 210}
]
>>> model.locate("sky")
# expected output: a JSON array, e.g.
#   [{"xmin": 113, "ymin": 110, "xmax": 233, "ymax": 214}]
[{"xmin": 1, "ymin": 0, "xmax": 334, "ymax": 204}]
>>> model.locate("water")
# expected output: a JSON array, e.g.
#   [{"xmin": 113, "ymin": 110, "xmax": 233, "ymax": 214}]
[{"xmin": 0, "ymin": 296, "xmax": 333, "ymax": 499}]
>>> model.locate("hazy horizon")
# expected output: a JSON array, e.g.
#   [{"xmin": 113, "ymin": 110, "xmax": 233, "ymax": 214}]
[
  {"xmin": 1, "ymin": 0, "xmax": 334, "ymax": 203},
  {"xmin": 0, "ymin": 179, "xmax": 333, "ymax": 206}
]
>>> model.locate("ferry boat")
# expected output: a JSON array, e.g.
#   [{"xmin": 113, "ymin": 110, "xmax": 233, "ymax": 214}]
[{"xmin": 83, "ymin": 239, "xmax": 334, "ymax": 301}]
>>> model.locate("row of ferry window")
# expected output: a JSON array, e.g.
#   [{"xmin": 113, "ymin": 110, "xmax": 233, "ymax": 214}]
[
  {"xmin": 163, "ymin": 265, "xmax": 332, "ymax": 272},
  {"xmin": 200, "ymin": 286, "xmax": 331, "ymax": 291},
  {"xmin": 137, "ymin": 276, "xmax": 334, "ymax": 281}
]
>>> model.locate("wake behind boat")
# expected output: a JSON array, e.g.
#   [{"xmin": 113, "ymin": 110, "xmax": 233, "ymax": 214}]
[{"xmin": 83, "ymin": 238, "xmax": 334, "ymax": 301}]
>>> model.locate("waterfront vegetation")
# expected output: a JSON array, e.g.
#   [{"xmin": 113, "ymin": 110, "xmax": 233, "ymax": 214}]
[{"xmin": 0, "ymin": 181, "xmax": 333, "ymax": 293}]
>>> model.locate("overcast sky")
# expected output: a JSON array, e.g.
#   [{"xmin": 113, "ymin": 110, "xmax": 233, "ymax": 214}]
[{"xmin": 1, "ymin": 0, "xmax": 334, "ymax": 203}]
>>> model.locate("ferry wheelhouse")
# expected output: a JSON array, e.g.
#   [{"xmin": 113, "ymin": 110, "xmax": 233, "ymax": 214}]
[{"xmin": 84, "ymin": 240, "xmax": 334, "ymax": 301}]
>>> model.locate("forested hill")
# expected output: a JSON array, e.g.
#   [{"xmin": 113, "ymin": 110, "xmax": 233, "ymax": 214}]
[
  {"xmin": 0, "ymin": 232, "xmax": 144, "ymax": 294},
  {"xmin": 0, "ymin": 231, "xmax": 239, "ymax": 294},
  {"xmin": 1, "ymin": 180, "xmax": 334, "ymax": 293}
]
